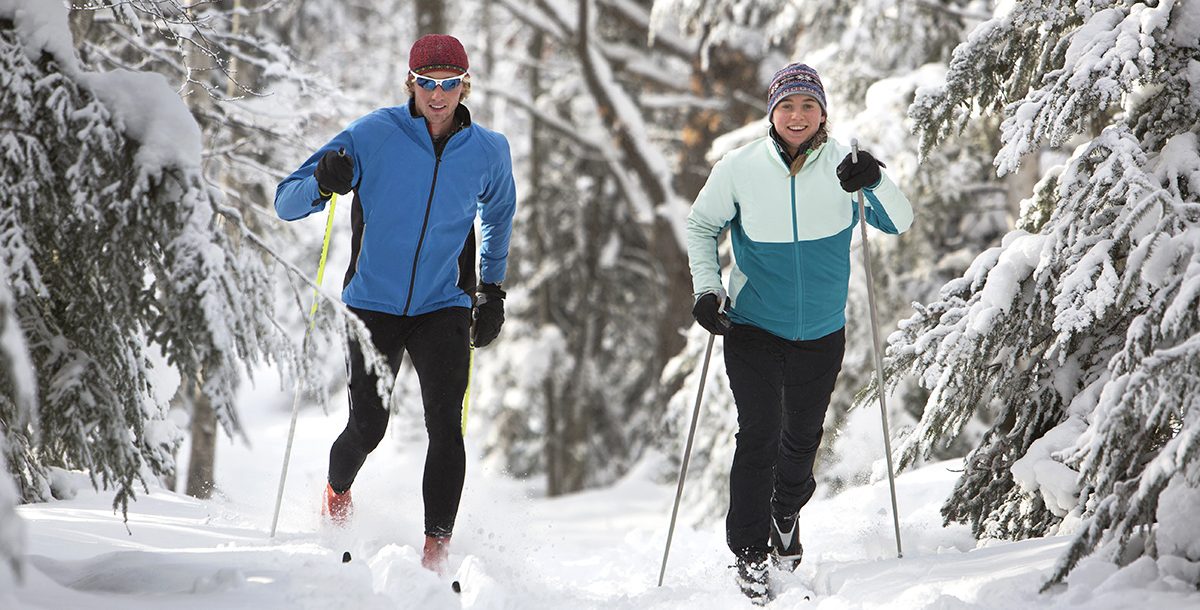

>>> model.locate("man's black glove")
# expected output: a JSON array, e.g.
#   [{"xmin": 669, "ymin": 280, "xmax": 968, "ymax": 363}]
[
  {"xmin": 692, "ymin": 292, "xmax": 732, "ymax": 335},
  {"xmin": 836, "ymin": 150, "xmax": 884, "ymax": 193},
  {"xmin": 472, "ymin": 283, "xmax": 505, "ymax": 347},
  {"xmin": 314, "ymin": 149, "xmax": 354, "ymax": 196}
]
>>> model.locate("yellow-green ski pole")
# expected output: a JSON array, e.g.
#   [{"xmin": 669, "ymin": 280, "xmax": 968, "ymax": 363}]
[
  {"xmin": 462, "ymin": 347, "xmax": 474, "ymax": 436},
  {"xmin": 270, "ymin": 153, "xmax": 342, "ymax": 538},
  {"xmin": 462, "ymin": 320, "xmax": 475, "ymax": 436}
]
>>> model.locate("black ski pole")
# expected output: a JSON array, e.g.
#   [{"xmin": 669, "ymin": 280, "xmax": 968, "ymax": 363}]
[{"xmin": 657, "ymin": 332, "xmax": 716, "ymax": 586}]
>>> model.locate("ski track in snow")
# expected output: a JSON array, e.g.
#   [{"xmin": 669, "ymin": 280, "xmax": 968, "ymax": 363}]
[{"xmin": 12, "ymin": 388, "xmax": 1200, "ymax": 609}]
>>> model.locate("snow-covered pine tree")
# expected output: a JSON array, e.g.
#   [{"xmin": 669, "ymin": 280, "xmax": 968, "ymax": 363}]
[
  {"xmin": 0, "ymin": 1, "xmax": 378, "ymax": 512},
  {"xmin": 0, "ymin": 262, "xmax": 29, "ymax": 597},
  {"xmin": 68, "ymin": 1, "xmax": 372, "ymax": 497},
  {"xmin": 0, "ymin": 440, "xmax": 20, "ymax": 606},
  {"xmin": 880, "ymin": 0, "xmax": 1200, "ymax": 586}
]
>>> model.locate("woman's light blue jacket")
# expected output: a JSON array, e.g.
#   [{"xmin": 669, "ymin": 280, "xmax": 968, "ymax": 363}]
[{"xmin": 687, "ymin": 136, "xmax": 913, "ymax": 341}]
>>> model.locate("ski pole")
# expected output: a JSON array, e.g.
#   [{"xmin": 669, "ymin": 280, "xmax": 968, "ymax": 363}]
[
  {"xmin": 850, "ymin": 139, "xmax": 903, "ymax": 559},
  {"xmin": 269, "ymin": 149, "xmax": 343, "ymax": 539},
  {"xmin": 462, "ymin": 322, "xmax": 475, "ymax": 436},
  {"xmin": 658, "ymin": 332, "xmax": 717, "ymax": 586}
]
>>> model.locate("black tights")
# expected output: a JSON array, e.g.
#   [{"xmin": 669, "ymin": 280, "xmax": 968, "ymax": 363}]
[{"xmin": 328, "ymin": 306, "xmax": 470, "ymax": 538}]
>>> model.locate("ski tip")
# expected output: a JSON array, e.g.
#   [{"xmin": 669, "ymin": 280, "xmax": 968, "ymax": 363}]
[
  {"xmin": 342, "ymin": 551, "xmax": 352, "ymax": 563},
  {"xmin": 451, "ymin": 580, "xmax": 461, "ymax": 594}
]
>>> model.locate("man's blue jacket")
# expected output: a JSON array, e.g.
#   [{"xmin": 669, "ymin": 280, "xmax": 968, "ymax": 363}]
[{"xmin": 275, "ymin": 102, "xmax": 516, "ymax": 317}]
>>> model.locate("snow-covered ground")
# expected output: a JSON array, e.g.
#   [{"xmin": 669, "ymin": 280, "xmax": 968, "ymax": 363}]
[{"xmin": 11, "ymin": 376, "xmax": 1200, "ymax": 609}]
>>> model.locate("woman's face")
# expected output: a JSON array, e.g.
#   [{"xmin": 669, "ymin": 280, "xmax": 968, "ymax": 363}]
[{"xmin": 771, "ymin": 95, "xmax": 825, "ymax": 153}]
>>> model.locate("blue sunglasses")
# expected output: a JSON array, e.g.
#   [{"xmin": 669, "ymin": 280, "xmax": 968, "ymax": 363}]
[{"xmin": 410, "ymin": 71, "xmax": 465, "ymax": 91}]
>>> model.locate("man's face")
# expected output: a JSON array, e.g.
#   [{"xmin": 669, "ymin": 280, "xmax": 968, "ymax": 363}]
[{"xmin": 412, "ymin": 69, "xmax": 465, "ymax": 127}]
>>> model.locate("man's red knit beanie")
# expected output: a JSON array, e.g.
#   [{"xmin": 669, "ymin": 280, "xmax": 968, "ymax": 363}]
[{"xmin": 409, "ymin": 34, "xmax": 469, "ymax": 75}]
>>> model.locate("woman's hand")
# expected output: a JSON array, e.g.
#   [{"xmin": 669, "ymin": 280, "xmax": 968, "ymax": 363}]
[
  {"xmin": 692, "ymin": 292, "xmax": 732, "ymax": 335},
  {"xmin": 836, "ymin": 151, "xmax": 883, "ymax": 193}
]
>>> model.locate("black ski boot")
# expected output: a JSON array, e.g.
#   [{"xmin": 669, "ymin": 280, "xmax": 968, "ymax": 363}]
[
  {"xmin": 734, "ymin": 548, "xmax": 771, "ymax": 604},
  {"xmin": 769, "ymin": 512, "xmax": 803, "ymax": 571}
]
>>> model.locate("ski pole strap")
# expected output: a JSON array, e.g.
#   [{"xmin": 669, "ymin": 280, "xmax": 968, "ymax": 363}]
[{"xmin": 307, "ymin": 192, "xmax": 339, "ymax": 323}]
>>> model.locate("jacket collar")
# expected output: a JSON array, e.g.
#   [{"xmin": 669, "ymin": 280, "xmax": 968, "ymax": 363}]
[
  {"xmin": 765, "ymin": 127, "xmax": 827, "ymax": 172},
  {"xmin": 393, "ymin": 99, "xmax": 473, "ymax": 151},
  {"xmin": 406, "ymin": 99, "xmax": 472, "ymax": 129}
]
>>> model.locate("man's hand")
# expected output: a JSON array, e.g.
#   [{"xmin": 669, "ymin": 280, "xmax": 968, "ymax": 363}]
[
  {"xmin": 315, "ymin": 149, "xmax": 354, "ymax": 196},
  {"xmin": 472, "ymin": 283, "xmax": 505, "ymax": 347}
]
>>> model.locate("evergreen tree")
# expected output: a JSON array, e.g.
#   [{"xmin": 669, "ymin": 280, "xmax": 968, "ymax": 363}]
[
  {"xmin": 67, "ymin": 0, "xmax": 347, "ymax": 496},
  {"xmin": 0, "ymin": 265, "xmax": 29, "ymax": 598},
  {"xmin": 880, "ymin": 0, "xmax": 1200, "ymax": 586},
  {"xmin": 0, "ymin": 441, "xmax": 20, "ymax": 606},
  {"xmin": 0, "ymin": 2, "xmax": 383, "ymax": 512}
]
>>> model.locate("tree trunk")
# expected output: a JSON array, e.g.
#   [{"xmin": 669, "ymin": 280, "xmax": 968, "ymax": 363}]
[
  {"xmin": 415, "ymin": 0, "xmax": 446, "ymax": 36},
  {"xmin": 656, "ymin": 46, "xmax": 762, "ymax": 399},
  {"xmin": 185, "ymin": 378, "xmax": 218, "ymax": 498},
  {"xmin": 525, "ymin": 32, "xmax": 564, "ymax": 497}
]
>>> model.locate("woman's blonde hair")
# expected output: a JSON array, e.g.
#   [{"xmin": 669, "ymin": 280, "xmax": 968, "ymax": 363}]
[
  {"xmin": 405, "ymin": 73, "xmax": 472, "ymax": 102},
  {"xmin": 788, "ymin": 120, "xmax": 829, "ymax": 176}
]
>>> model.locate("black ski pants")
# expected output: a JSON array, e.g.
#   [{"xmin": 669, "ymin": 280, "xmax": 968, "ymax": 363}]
[
  {"xmin": 328, "ymin": 305, "xmax": 470, "ymax": 538},
  {"xmin": 723, "ymin": 323, "xmax": 845, "ymax": 555}
]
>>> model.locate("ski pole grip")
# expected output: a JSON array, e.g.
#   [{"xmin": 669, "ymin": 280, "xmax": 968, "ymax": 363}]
[{"xmin": 850, "ymin": 138, "xmax": 859, "ymax": 163}]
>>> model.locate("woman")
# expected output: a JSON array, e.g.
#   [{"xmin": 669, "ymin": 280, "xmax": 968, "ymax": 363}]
[{"xmin": 685, "ymin": 62, "xmax": 913, "ymax": 600}]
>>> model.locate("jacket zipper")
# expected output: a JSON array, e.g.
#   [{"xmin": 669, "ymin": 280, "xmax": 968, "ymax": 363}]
[
  {"xmin": 790, "ymin": 174, "xmax": 804, "ymax": 339},
  {"xmin": 403, "ymin": 151, "xmax": 443, "ymax": 315}
]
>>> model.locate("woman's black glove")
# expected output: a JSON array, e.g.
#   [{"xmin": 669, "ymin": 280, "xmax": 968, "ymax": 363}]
[
  {"xmin": 692, "ymin": 292, "xmax": 732, "ymax": 335},
  {"xmin": 836, "ymin": 150, "xmax": 883, "ymax": 193},
  {"xmin": 472, "ymin": 283, "xmax": 506, "ymax": 347},
  {"xmin": 314, "ymin": 149, "xmax": 354, "ymax": 196}
]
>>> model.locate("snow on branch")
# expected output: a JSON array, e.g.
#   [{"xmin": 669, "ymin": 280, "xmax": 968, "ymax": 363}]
[
  {"xmin": 577, "ymin": 0, "xmax": 683, "ymax": 224},
  {"xmin": 909, "ymin": 7, "xmax": 1076, "ymax": 160},
  {"xmin": 996, "ymin": 4, "xmax": 1175, "ymax": 175},
  {"xmin": 72, "ymin": 0, "xmax": 270, "ymax": 99}
]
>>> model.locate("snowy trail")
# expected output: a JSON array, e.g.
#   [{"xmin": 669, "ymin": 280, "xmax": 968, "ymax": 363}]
[{"xmin": 13, "ymin": 379, "xmax": 1200, "ymax": 609}]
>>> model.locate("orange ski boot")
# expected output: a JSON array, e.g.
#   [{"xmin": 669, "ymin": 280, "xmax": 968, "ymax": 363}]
[
  {"xmin": 321, "ymin": 483, "xmax": 353, "ymax": 526},
  {"xmin": 421, "ymin": 535, "xmax": 451, "ymax": 575}
]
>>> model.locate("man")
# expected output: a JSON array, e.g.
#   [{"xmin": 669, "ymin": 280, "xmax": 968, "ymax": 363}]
[{"xmin": 274, "ymin": 34, "xmax": 516, "ymax": 574}]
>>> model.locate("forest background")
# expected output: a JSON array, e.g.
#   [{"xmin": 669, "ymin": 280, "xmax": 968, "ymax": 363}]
[{"xmin": 2, "ymin": 0, "xmax": 1198, "ymax": 593}]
